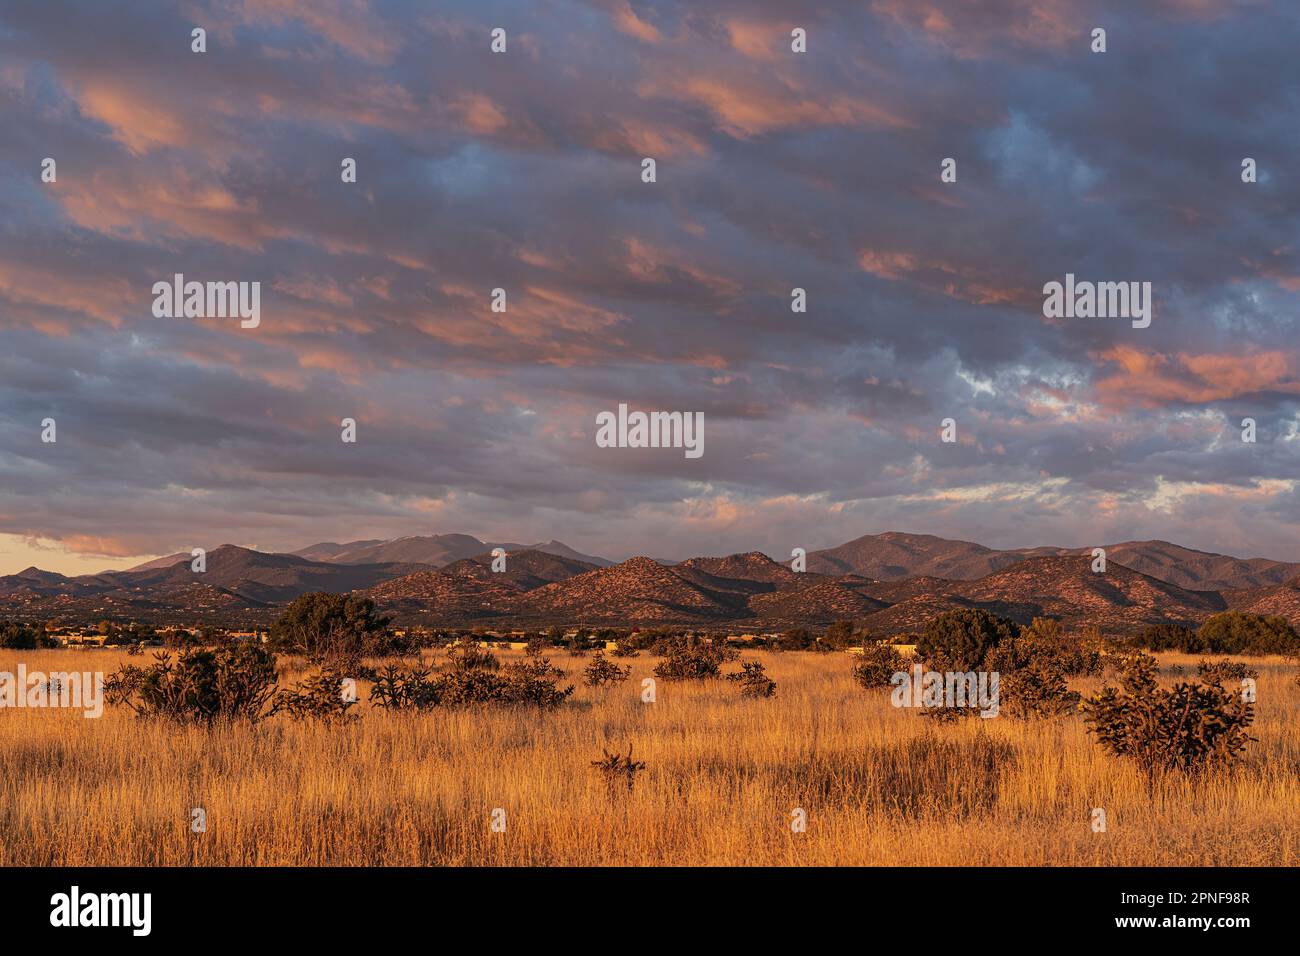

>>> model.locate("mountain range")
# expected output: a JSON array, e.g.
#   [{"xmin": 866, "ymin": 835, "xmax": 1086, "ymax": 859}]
[
  {"xmin": 804, "ymin": 531, "xmax": 1300, "ymax": 591},
  {"xmin": 288, "ymin": 535, "xmax": 611, "ymax": 568},
  {"xmin": 3, "ymin": 531, "xmax": 1300, "ymax": 633}
]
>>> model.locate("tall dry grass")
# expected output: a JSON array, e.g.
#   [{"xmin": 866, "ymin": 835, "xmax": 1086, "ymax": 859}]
[{"xmin": 0, "ymin": 647, "xmax": 1296, "ymax": 865}]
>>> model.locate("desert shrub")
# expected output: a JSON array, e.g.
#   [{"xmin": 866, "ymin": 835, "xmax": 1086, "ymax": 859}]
[
  {"xmin": 727, "ymin": 660, "xmax": 776, "ymax": 698},
  {"xmin": 524, "ymin": 635, "xmax": 547, "ymax": 657},
  {"xmin": 647, "ymin": 634, "xmax": 682, "ymax": 656},
  {"xmin": 447, "ymin": 644, "xmax": 500, "ymax": 671},
  {"xmin": 583, "ymin": 651, "xmax": 631, "ymax": 687},
  {"xmin": 999, "ymin": 664, "xmax": 1081, "ymax": 720},
  {"xmin": 1136, "ymin": 623, "xmax": 1200, "ymax": 653},
  {"xmin": 916, "ymin": 609, "xmax": 1018, "ymax": 671},
  {"xmin": 1083, "ymin": 652, "xmax": 1255, "ymax": 790},
  {"xmin": 1022, "ymin": 618, "xmax": 1104, "ymax": 676},
  {"xmin": 105, "ymin": 644, "xmax": 278, "ymax": 725},
  {"xmin": 272, "ymin": 667, "xmax": 358, "ymax": 724},
  {"xmin": 1197, "ymin": 612, "xmax": 1299, "ymax": 655},
  {"xmin": 976, "ymin": 637, "xmax": 1031, "ymax": 675},
  {"xmin": 370, "ymin": 650, "xmax": 573, "ymax": 709},
  {"xmin": 904, "ymin": 672, "xmax": 1006, "ymax": 724},
  {"xmin": 917, "ymin": 699, "xmax": 973, "ymax": 723},
  {"xmin": 268, "ymin": 592, "xmax": 396, "ymax": 661},
  {"xmin": 982, "ymin": 618, "xmax": 1102, "ymax": 679},
  {"xmin": 501, "ymin": 657, "xmax": 575, "ymax": 707},
  {"xmin": 369, "ymin": 664, "xmax": 440, "ymax": 710},
  {"xmin": 591, "ymin": 745, "xmax": 646, "ymax": 793},
  {"xmin": 1196, "ymin": 659, "xmax": 1259, "ymax": 685},
  {"xmin": 911, "ymin": 617, "xmax": 1082, "ymax": 722},
  {"xmin": 1052, "ymin": 643, "xmax": 1104, "ymax": 677},
  {"xmin": 433, "ymin": 664, "xmax": 511, "ymax": 706},
  {"xmin": 652, "ymin": 638, "xmax": 727, "ymax": 680},
  {"xmin": 853, "ymin": 641, "xmax": 907, "ymax": 690}
]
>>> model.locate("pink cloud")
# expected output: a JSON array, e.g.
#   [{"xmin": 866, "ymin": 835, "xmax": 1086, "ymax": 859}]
[{"xmin": 1092, "ymin": 347, "xmax": 1300, "ymax": 408}]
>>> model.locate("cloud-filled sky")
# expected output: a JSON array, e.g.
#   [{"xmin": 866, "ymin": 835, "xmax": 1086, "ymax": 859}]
[{"xmin": 2, "ymin": 0, "xmax": 1299, "ymax": 574}]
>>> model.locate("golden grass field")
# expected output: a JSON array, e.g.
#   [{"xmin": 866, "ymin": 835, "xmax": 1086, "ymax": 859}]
[{"xmin": 0, "ymin": 647, "xmax": 1296, "ymax": 866}]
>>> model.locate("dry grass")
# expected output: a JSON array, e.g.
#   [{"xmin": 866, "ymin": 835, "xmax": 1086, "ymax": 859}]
[{"xmin": 1, "ymin": 648, "xmax": 1296, "ymax": 865}]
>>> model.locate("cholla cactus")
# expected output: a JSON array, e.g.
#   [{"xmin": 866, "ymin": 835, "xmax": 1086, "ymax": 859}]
[
  {"xmin": 369, "ymin": 664, "xmax": 440, "ymax": 710},
  {"xmin": 583, "ymin": 651, "xmax": 631, "ymax": 687},
  {"xmin": 591, "ymin": 745, "xmax": 646, "ymax": 793},
  {"xmin": 367, "ymin": 653, "xmax": 573, "ymax": 709},
  {"xmin": 853, "ymin": 641, "xmax": 906, "ymax": 690},
  {"xmin": 727, "ymin": 660, "xmax": 776, "ymax": 698},
  {"xmin": 271, "ymin": 667, "xmax": 358, "ymax": 724},
  {"xmin": 652, "ymin": 638, "xmax": 726, "ymax": 680},
  {"xmin": 1083, "ymin": 652, "xmax": 1254, "ymax": 791},
  {"xmin": 1196, "ymin": 659, "xmax": 1259, "ymax": 684},
  {"xmin": 105, "ymin": 644, "xmax": 279, "ymax": 725},
  {"xmin": 1000, "ymin": 662, "xmax": 1080, "ymax": 720}
]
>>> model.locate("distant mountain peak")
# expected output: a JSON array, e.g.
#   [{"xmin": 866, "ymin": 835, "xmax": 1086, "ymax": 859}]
[{"xmin": 9, "ymin": 530, "xmax": 1300, "ymax": 632}]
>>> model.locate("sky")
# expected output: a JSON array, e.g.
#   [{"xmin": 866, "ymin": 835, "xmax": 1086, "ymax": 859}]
[{"xmin": 1, "ymin": 0, "xmax": 1299, "ymax": 575}]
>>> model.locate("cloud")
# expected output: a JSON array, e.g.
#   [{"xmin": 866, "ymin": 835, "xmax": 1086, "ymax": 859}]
[
  {"xmin": 1093, "ymin": 348, "xmax": 1300, "ymax": 408},
  {"xmin": 3, "ymin": 0, "xmax": 1300, "ymax": 572}
]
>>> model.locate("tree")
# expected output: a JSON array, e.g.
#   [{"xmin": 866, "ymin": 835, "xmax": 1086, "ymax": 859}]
[
  {"xmin": 822, "ymin": 619, "xmax": 856, "ymax": 650},
  {"xmin": 775, "ymin": 627, "xmax": 814, "ymax": 651},
  {"xmin": 1137, "ymin": 623, "xmax": 1200, "ymax": 653},
  {"xmin": 268, "ymin": 592, "xmax": 393, "ymax": 659},
  {"xmin": 1196, "ymin": 612, "xmax": 1298, "ymax": 655},
  {"xmin": 915, "ymin": 608, "xmax": 1018, "ymax": 671},
  {"xmin": 0, "ymin": 620, "xmax": 40, "ymax": 649}
]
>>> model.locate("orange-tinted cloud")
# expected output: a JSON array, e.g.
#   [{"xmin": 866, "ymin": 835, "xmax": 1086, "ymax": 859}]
[
  {"xmin": 725, "ymin": 20, "xmax": 786, "ymax": 62},
  {"xmin": 75, "ymin": 82, "xmax": 192, "ymax": 154},
  {"xmin": 605, "ymin": 0, "xmax": 662, "ymax": 44},
  {"xmin": 644, "ymin": 73, "xmax": 911, "ymax": 138},
  {"xmin": 871, "ymin": 0, "xmax": 1078, "ymax": 57},
  {"xmin": 1093, "ymin": 347, "xmax": 1300, "ymax": 408},
  {"xmin": 449, "ymin": 92, "xmax": 509, "ymax": 134},
  {"xmin": 236, "ymin": 0, "xmax": 404, "ymax": 64}
]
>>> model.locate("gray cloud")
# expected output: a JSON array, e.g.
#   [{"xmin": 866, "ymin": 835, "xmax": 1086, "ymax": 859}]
[{"xmin": 2, "ymin": 0, "xmax": 1299, "ymax": 570}]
